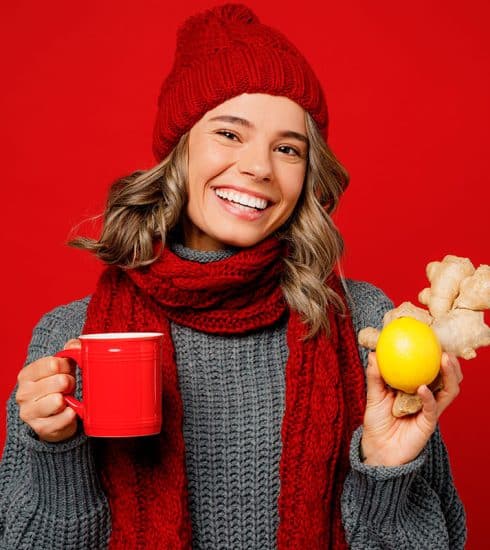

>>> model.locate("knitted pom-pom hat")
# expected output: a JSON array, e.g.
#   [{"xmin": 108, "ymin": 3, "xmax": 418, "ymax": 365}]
[{"xmin": 152, "ymin": 3, "xmax": 328, "ymax": 161}]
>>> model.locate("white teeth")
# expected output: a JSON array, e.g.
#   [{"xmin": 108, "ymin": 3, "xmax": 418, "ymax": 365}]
[{"xmin": 214, "ymin": 188, "xmax": 268, "ymax": 210}]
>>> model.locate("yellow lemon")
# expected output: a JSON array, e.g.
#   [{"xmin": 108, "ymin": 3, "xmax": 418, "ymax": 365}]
[{"xmin": 376, "ymin": 317, "xmax": 442, "ymax": 393}]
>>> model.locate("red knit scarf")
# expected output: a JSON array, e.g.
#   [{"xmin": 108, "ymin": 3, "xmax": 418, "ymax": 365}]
[{"xmin": 83, "ymin": 237, "xmax": 366, "ymax": 549}]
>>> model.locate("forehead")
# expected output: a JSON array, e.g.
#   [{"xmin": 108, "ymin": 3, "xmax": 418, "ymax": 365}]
[{"xmin": 203, "ymin": 93, "xmax": 306, "ymax": 132}]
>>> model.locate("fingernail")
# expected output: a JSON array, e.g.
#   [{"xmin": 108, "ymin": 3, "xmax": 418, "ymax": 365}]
[
  {"xmin": 446, "ymin": 355, "xmax": 457, "ymax": 368},
  {"xmin": 442, "ymin": 354, "xmax": 452, "ymax": 368}
]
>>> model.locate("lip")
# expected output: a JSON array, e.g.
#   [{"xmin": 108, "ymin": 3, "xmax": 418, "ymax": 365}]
[
  {"xmin": 211, "ymin": 187, "xmax": 270, "ymax": 221},
  {"xmin": 211, "ymin": 185, "xmax": 275, "ymax": 204}
]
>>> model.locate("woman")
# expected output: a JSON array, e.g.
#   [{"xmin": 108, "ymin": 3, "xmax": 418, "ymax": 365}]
[{"xmin": 0, "ymin": 4, "xmax": 466, "ymax": 549}]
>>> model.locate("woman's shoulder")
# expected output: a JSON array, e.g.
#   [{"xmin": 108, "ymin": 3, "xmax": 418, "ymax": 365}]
[
  {"xmin": 343, "ymin": 279, "xmax": 394, "ymax": 333},
  {"xmin": 37, "ymin": 296, "xmax": 90, "ymax": 330},
  {"xmin": 342, "ymin": 279, "xmax": 394, "ymax": 369},
  {"xmin": 26, "ymin": 297, "xmax": 90, "ymax": 363}
]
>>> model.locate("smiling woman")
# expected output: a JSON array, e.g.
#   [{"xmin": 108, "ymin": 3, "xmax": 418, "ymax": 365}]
[
  {"xmin": 69, "ymin": 91, "xmax": 348, "ymax": 336},
  {"xmin": 0, "ymin": 3, "xmax": 467, "ymax": 550},
  {"xmin": 185, "ymin": 94, "xmax": 308, "ymax": 249}
]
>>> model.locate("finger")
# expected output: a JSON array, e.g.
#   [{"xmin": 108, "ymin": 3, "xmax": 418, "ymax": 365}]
[
  {"xmin": 17, "ymin": 356, "xmax": 75, "ymax": 384},
  {"xmin": 20, "ymin": 392, "xmax": 69, "ymax": 421},
  {"xmin": 443, "ymin": 352, "xmax": 463, "ymax": 384},
  {"xmin": 30, "ymin": 407, "xmax": 77, "ymax": 442},
  {"xmin": 434, "ymin": 358, "xmax": 461, "ymax": 416},
  {"xmin": 32, "ymin": 373, "xmax": 76, "ymax": 402},
  {"xmin": 365, "ymin": 352, "xmax": 389, "ymax": 405},
  {"xmin": 63, "ymin": 338, "xmax": 81, "ymax": 350},
  {"xmin": 417, "ymin": 384, "xmax": 438, "ymax": 429},
  {"xmin": 17, "ymin": 372, "xmax": 75, "ymax": 410},
  {"xmin": 16, "ymin": 368, "xmax": 75, "ymax": 406}
]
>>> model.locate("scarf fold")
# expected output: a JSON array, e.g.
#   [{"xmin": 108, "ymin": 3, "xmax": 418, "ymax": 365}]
[{"xmin": 83, "ymin": 236, "xmax": 366, "ymax": 549}]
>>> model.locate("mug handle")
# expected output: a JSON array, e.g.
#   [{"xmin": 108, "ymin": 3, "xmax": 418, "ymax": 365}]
[{"xmin": 54, "ymin": 349, "xmax": 85, "ymax": 419}]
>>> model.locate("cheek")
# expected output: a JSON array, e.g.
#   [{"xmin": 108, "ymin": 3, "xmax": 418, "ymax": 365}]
[
  {"xmin": 280, "ymin": 166, "xmax": 306, "ymax": 211},
  {"xmin": 186, "ymin": 143, "xmax": 229, "ymax": 218},
  {"xmin": 187, "ymin": 141, "xmax": 207, "ymax": 193},
  {"xmin": 188, "ymin": 140, "xmax": 233, "ymax": 188}
]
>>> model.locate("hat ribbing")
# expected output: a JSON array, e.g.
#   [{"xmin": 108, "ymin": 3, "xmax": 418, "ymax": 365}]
[{"xmin": 152, "ymin": 3, "xmax": 328, "ymax": 161}]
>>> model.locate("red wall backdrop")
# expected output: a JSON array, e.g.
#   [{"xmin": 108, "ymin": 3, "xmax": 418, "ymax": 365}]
[{"xmin": 1, "ymin": 0, "xmax": 489, "ymax": 546}]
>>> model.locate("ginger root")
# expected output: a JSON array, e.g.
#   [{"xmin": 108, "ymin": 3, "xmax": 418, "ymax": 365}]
[
  {"xmin": 358, "ymin": 254, "xmax": 490, "ymax": 417},
  {"xmin": 432, "ymin": 309, "xmax": 490, "ymax": 360},
  {"xmin": 358, "ymin": 302, "xmax": 433, "ymax": 352},
  {"xmin": 418, "ymin": 255, "xmax": 475, "ymax": 317},
  {"xmin": 392, "ymin": 374, "xmax": 443, "ymax": 417},
  {"xmin": 383, "ymin": 301, "xmax": 433, "ymax": 326},
  {"xmin": 358, "ymin": 327, "xmax": 380, "ymax": 350},
  {"xmin": 454, "ymin": 265, "xmax": 490, "ymax": 310}
]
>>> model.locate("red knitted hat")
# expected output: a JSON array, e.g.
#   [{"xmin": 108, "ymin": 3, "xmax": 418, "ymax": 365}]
[{"xmin": 152, "ymin": 3, "xmax": 328, "ymax": 162}]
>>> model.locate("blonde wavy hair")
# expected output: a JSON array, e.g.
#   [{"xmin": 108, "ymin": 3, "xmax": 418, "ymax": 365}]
[{"xmin": 70, "ymin": 113, "xmax": 348, "ymax": 337}]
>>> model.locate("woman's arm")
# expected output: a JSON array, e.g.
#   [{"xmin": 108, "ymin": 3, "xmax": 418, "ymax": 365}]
[
  {"xmin": 342, "ymin": 424, "xmax": 465, "ymax": 549},
  {"xmin": 0, "ymin": 299, "xmax": 111, "ymax": 550},
  {"xmin": 342, "ymin": 280, "xmax": 466, "ymax": 549}
]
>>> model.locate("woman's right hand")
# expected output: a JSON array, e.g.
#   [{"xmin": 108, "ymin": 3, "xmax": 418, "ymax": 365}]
[{"xmin": 15, "ymin": 339, "xmax": 81, "ymax": 443}]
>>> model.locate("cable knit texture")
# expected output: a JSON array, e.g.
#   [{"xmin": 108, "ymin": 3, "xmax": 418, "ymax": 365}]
[
  {"xmin": 152, "ymin": 3, "xmax": 329, "ymax": 162},
  {"xmin": 82, "ymin": 236, "xmax": 366, "ymax": 549},
  {"xmin": 0, "ymin": 251, "xmax": 466, "ymax": 549}
]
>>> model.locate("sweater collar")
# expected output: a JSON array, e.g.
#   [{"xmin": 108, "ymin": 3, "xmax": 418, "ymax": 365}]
[{"xmin": 169, "ymin": 241, "xmax": 238, "ymax": 264}]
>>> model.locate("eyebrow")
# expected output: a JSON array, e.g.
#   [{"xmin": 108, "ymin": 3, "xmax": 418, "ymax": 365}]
[{"xmin": 208, "ymin": 115, "xmax": 309, "ymax": 145}]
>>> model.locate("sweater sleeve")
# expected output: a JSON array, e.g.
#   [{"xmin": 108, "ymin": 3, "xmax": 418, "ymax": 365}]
[
  {"xmin": 341, "ymin": 280, "xmax": 467, "ymax": 549},
  {"xmin": 0, "ymin": 298, "xmax": 111, "ymax": 550}
]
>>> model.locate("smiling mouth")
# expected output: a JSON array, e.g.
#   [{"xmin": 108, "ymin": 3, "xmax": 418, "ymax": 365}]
[{"xmin": 213, "ymin": 188, "xmax": 270, "ymax": 210}]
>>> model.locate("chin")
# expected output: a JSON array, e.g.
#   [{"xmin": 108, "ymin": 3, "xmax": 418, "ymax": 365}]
[{"xmin": 216, "ymin": 231, "xmax": 269, "ymax": 249}]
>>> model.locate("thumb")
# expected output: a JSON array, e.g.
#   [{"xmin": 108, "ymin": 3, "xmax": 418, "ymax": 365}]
[
  {"xmin": 61, "ymin": 339, "xmax": 82, "ymax": 376},
  {"xmin": 417, "ymin": 384, "xmax": 438, "ymax": 432},
  {"xmin": 366, "ymin": 352, "xmax": 388, "ymax": 405},
  {"xmin": 63, "ymin": 338, "xmax": 82, "ymax": 350}
]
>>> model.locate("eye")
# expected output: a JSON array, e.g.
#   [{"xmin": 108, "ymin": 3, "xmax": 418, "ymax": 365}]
[
  {"xmin": 216, "ymin": 130, "xmax": 240, "ymax": 141},
  {"xmin": 277, "ymin": 145, "xmax": 301, "ymax": 156}
]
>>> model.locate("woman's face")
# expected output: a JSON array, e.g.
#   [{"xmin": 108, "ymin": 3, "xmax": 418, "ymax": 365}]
[{"xmin": 184, "ymin": 93, "xmax": 308, "ymax": 250}]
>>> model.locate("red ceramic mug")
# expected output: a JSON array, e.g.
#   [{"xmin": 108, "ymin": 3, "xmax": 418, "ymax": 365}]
[{"xmin": 55, "ymin": 332, "xmax": 163, "ymax": 437}]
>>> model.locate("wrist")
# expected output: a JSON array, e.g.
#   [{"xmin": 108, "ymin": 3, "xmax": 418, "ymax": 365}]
[
  {"xmin": 359, "ymin": 440, "xmax": 384, "ymax": 466},
  {"xmin": 360, "ymin": 435, "xmax": 406, "ymax": 467},
  {"xmin": 359, "ymin": 435, "xmax": 382, "ymax": 466}
]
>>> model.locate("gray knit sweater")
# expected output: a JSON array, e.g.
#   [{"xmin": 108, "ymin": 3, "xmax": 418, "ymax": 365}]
[{"xmin": 0, "ymin": 248, "xmax": 466, "ymax": 549}]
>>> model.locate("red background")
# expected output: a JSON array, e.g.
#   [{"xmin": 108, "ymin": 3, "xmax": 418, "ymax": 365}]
[{"xmin": 1, "ymin": 0, "xmax": 489, "ymax": 547}]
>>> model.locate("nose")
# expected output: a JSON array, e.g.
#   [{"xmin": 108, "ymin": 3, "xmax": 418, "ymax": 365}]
[{"xmin": 237, "ymin": 141, "xmax": 273, "ymax": 182}]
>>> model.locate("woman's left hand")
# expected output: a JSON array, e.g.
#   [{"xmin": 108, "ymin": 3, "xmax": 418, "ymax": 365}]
[{"xmin": 360, "ymin": 352, "xmax": 463, "ymax": 466}]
